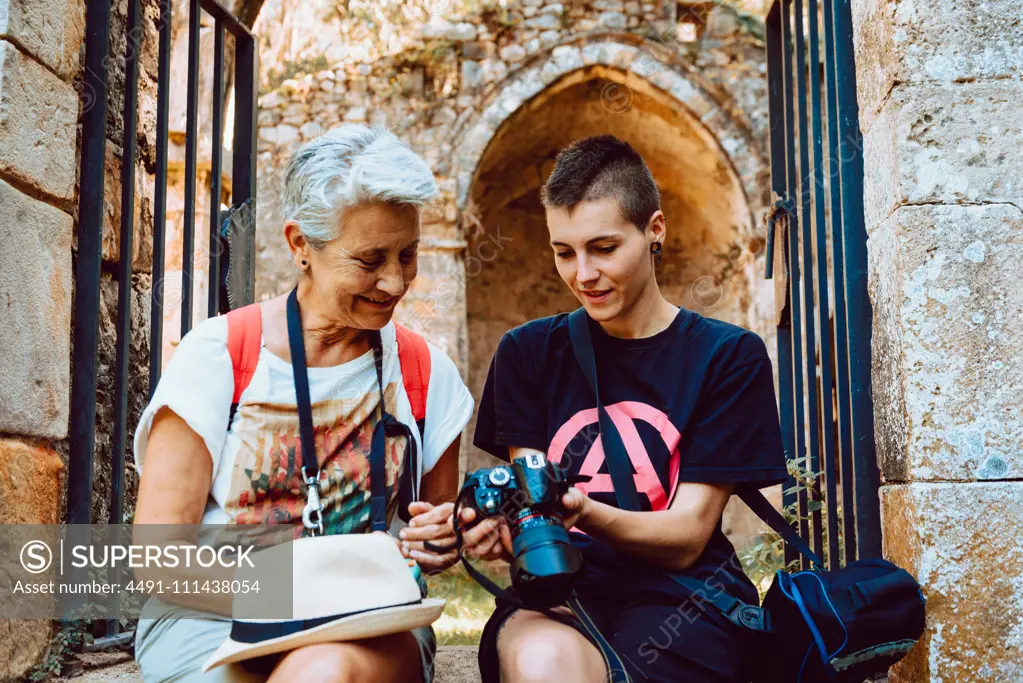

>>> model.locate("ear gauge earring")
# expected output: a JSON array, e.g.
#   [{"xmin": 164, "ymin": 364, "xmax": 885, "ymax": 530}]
[{"xmin": 651, "ymin": 242, "xmax": 663, "ymax": 265}]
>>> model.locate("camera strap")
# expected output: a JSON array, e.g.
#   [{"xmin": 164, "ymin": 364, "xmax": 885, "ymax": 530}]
[
  {"xmin": 287, "ymin": 287, "xmax": 390, "ymax": 535},
  {"xmin": 566, "ymin": 308, "xmax": 642, "ymax": 512}
]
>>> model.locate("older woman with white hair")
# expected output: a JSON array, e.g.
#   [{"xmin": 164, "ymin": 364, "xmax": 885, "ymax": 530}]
[{"xmin": 131, "ymin": 125, "xmax": 492, "ymax": 682}]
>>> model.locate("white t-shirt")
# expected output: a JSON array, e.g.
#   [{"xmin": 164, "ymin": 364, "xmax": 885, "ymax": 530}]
[{"xmin": 133, "ymin": 314, "xmax": 474, "ymax": 532}]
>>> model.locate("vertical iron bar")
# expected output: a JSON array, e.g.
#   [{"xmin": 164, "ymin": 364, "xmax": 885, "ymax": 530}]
[
  {"xmin": 232, "ymin": 33, "xmax": 259, "ymax": 307},
  {"xmin": 806, "ymin": 0, "xmax": 841, "ymax": 569},
  {"xmin": 110, "ymin": 0, "xmax": 141, "ymax": 528},
  {"xmin": 107, "ymin": 0, "xmax": 142, "ymax": 637},
  {"xmin": 776, "ymin": 322, "xmax": 798, "ymax": 566},
  {"xmin": 182, "ymin": 0, "xmax": 200, "ymax": 336},
  {"xmin": 68, "ymin": 0, "xmax": 113, "ymax": 526},
  {"xmin": 766, "ymin": 1, "xmax": 798, "ymax": 569},
  {"xmin": 208, "ymin": 20, "xmax": 225, "ymax": 317},
  {"xmin": 822, "ymin": 0, "xmax": 858, "ymax": 566},
  {"xmin": 834, "ymin": 0, "xmax": 882, "ymax": 559},
  {"xmin": 793, "ymin": 0, "xmax": 825, "ymax": 563},
  {"xmin": 149, "ymin": 0, "xmax": 172, "ymax": 396},
  {"xmin": 780, "ymin": 0, "xmax": 811, "ymax": 570}
]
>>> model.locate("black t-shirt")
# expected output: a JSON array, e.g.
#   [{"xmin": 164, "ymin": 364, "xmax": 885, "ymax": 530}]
[{"xmin": 473, "ymin": 308, "xmax": 787, "ymax": 607}]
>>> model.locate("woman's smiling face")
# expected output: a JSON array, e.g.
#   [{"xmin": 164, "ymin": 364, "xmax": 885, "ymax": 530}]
[
  {"xmin": 303, "ymin": 201, "xmax": 420, "ymax": 330},
  {"xmin": 547, "ymin": 196, "xmax": 663, "ymax": 323}
]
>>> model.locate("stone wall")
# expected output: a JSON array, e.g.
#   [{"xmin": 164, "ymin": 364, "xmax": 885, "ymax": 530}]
[
  {"xmin": 854, "ymin": 0, "xmax": 1023, "ymax": 679},
  {"xmin": 0, "ymin": 0, "xmax": 84, "ymax": 677}
]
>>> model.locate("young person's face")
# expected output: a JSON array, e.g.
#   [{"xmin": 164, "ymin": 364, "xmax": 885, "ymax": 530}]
[{"xmin": 547, "ymin": 197, "xmax": 663, "ymax": 322}]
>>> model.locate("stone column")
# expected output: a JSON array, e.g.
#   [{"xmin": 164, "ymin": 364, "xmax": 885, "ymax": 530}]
[{"xmin": 853, "ymin": 0, "xmax": 1022, "ymax": 680}]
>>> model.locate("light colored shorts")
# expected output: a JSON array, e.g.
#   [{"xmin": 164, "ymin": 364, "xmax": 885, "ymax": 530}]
[{"xmin": 134, "ymin": 597, "xmax": 437, "ymax": 683}]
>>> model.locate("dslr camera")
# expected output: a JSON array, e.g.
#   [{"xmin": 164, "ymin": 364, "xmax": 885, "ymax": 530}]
[{"xmin": 460, "ymin": 453, "xmax": 584, "ymax": 608}]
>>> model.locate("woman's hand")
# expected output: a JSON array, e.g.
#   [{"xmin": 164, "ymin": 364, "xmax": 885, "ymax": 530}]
[
  {"xmin": 400, "ymin": 501, "xmax": 514, "ymax": 571},
  {"xmin": 399, "ymin": 501, "xmax": 460, "ymax": 573}
]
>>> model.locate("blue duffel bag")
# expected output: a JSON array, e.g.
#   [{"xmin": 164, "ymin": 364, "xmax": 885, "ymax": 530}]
[{"xmin": 756, "ymin": 553, "xmax": 926, "ymax": 681}]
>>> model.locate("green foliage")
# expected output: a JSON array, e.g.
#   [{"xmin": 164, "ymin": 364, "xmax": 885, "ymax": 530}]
[
  {"xmin": 740, "ymin": 455, "xmax": 849, "ymax": 600},
  {"xmin": 428, "ymin": 563, "xmax": 502, "ymax": 646},
  {"xmin": 26, "ymin": 620, "xmax": 91, "ymax": 681},
  {"xmin": 266, "ymin": 55, "xmax": 331, "ymax": 92}
]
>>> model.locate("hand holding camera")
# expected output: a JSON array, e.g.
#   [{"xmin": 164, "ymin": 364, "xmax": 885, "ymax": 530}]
[{"xmin": 454, "ymin": 452, "xmax": 591, "ymax": 608}]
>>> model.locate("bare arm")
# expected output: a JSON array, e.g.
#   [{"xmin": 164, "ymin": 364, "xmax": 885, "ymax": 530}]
[
  {"xmin": 418, "ymin": 438, "xmax": 459, "ymax": 507},
  {"xmin": 133, "ymin": 408, "xmax": 235, "ymax": 614},
  {"xmin": 134, "ymin": 408, "xmax": 212, "ymax": 525}
]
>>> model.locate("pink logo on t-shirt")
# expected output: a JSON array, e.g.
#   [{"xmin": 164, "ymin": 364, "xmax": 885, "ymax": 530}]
[{"xmin": 547, "ymin": 401, "xmax": 681, "ymax": 511}]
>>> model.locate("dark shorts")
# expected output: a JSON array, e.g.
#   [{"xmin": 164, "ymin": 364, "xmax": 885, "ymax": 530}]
[{"xmin": 478, "ymin": 593, "xmax": 753, "ymax": 683}]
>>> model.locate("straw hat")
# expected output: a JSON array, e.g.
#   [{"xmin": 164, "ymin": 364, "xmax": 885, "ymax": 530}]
[{"xmin": 202, "ymin": 533, "xmax": 445, "ymax": 671}]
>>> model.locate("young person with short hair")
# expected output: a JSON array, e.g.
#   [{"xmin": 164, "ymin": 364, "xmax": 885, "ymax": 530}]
[{"xmin": 470, "ymin": 135, "xmax": 788, "ymax": 683}]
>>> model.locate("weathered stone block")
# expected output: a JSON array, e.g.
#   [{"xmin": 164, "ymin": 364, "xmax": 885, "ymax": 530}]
[
  {"xmin": 853, "ymin": 0, "xmax": 1023, "ymax": 130},
  {"xmin": 102, "ymin": 143, "xmax": 155, "ymax": 274},
  {"xmin": 882, "ymin": 482, "xmax": 1023, "ymax": 683},
  {"xmin": 862, "ymin": 80, "xmax": 1023, "ymax": 233},
  {"xmin": 868, "ymin": 204, "xmax": 1023, "ymax": 482},
  {"xmin": 0, "ymin": 438, "xmax": 63, "ymax": 523},
  {"xmin": 0, "ymin": 40, "xmax": 79, "ymax": 201},
  {"xmin": 0, "ymin": 440, "xmax": 62, "ymax": 681},
  {"xmin": 0, "ymin": 0, "xmax": 85, "ymax": 80},
  {"xmin": 0, "ymin": 179, "xmax": 72, "ymax": 439}
]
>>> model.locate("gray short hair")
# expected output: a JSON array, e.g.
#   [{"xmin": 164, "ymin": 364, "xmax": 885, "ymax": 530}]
[{"xmin": 282, "ymin": 124, "xmax": 438, "ymax": 248}]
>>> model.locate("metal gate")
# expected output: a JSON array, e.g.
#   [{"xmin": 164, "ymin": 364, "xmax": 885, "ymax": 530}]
[
  {"xmin": 764, "ymin": 0, "xmax": 882, "ymax": 570},
  {"xmin": 67, "ymin": 0, "xmax": 258, "ymax": 643}
]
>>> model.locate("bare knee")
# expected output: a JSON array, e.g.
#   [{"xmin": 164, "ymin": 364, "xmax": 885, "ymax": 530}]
[
  {"xmin": 498, "ymin": 614, "xmax": 603, "ymax": 683},
  {"xmin": 269, "ymin": 644, "xmax": 356, "ymax": 683},
  {"xmin": 268, "ymin": 633, "xmax": 420, "ymax": 683}
]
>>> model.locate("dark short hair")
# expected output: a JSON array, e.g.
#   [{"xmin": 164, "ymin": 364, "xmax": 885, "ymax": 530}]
[{"xmin": 540, "ymin": 135, "xmax": 660, "ymax": 232}]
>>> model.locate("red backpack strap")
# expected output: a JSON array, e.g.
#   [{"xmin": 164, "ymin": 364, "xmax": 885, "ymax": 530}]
[
  {"xmin": 226, "ymin": 303, "xmax": 262, "ymax": 411},
  {"xmin": 394, "ymin": 323, "xmax": 431, "ymax": 428}
]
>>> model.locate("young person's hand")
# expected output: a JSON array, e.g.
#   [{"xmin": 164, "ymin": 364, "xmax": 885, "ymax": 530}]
[
  {"xmin": 457, "ymin": 507, "xmax": 513, "ymax": 562},
  {"xmin": 560, "ymin": 486, "xmax": 590, "ymax": 530}
]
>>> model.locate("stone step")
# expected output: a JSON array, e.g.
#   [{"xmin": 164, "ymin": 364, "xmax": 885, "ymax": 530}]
[{"xmin": 69, "ymin": 646, "xmax": 481, "ymax": 682}]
